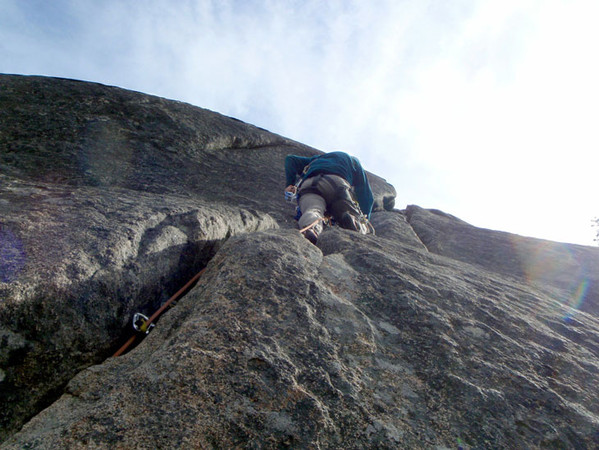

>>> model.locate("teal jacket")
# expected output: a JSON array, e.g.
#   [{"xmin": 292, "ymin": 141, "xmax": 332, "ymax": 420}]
[{"xmin": 285, "ymin": 151, "xmax": 374, "ymax": 218}]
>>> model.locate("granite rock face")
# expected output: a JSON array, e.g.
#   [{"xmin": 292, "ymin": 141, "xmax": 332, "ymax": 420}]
[
  {"xmin": 1, "ymin": 75, "xmax": 599, "ymax": 448},
  {"xmin": 0, "ymin": 74, "xmax": 394, "ymax": 442},
  {"xmin": 405, "ymin": 205, "xmax": 599, "ymax": 316}
]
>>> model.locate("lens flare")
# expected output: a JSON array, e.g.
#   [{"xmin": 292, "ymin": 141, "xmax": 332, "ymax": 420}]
[
  {"xmin": 0, "ymin": 225, "xmax": 26, "ymax": 283},
  {"xmin": 78, "ymin": 120, "xmax": 134, "ymax": 187},
  {"xmin": 563, "ymin": 279, "xmax": 590, "ymax": 321},
  {"xmin": 512, "ymin": 237, "xmax": 591, "ymax": 320}
]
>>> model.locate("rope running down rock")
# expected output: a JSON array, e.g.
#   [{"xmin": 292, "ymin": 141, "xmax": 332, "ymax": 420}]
[{"xmin": 113, "ymin": 267, "xmax": 207, "ymax": 357}]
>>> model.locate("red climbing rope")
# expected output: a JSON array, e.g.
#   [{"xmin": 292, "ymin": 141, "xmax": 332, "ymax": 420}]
[
  {"xmin": 113, "ymin": 267, "xmax": 207, "ymax": 357},
  {"xmin": 298, "ymin": 217, "xmax": 327, "ymax": 234}
]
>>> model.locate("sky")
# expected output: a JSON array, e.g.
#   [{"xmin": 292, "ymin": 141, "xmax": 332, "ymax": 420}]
[{"xmin": 1, "ymin": 0, "xmax": 598, "ymax": 246}]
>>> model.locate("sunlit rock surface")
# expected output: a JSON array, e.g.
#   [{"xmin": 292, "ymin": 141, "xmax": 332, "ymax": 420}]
[
  {"xmin": 405, "ymin": 205, "xmax": 599, "ymax": 316},
  {"xmin": 1, "ymin": 75, "xmax": 598, "ymax": 448}
]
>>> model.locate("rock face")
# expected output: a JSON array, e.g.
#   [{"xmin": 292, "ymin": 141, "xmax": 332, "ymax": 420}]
[
  {"xmin": 404, "ymin": 206, "xmax": 599, "ymax": 316},
  {"xmin": 1, "ymin": 75, "xmax": 598, "ymax": 448},
  {"xmin": 0, "ymin": 74, "xmax": 395, "ymax": 443}
]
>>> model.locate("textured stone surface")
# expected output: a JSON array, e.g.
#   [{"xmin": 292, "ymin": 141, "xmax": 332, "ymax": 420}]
[
  {"xmin": 1, "ymin": 75, "xmax": 599, "ymax": 448},
  {"xmin": 0, "ymin": 74, "xmax": 396, "ymax": 441},
  {"xmin": 405, "ymin": 205, "xmax": 599, "ymax": 316},
  {"xmin": 5, "ymin": 227, "xmax": 599, "ymax": 449}
]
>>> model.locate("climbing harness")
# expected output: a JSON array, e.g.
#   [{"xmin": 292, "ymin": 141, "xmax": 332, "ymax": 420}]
[
  {"xmin": 113, "ymin": 267, "xmax": 206, "ymax": 357},
  {"xmin": 284, "ymin": 164, "xmax": 311, "ymax": 203},
  {"xmin": 284, "ymin": 190, "xmax": 296, "ymax": 203},
  {"xmin": 292, "ymin": 157, "xmax": 319, "ymax": 193}
]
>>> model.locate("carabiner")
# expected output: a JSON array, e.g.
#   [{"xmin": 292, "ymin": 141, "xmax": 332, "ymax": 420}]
[{"xmin": 132, "ymin": 313, "xmax": 155, "ymax": 334}]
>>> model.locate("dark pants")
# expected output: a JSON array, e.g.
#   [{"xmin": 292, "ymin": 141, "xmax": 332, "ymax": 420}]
[{"xmin": 297, "ymin": 174, "xmax": 365, "ymax": 234}]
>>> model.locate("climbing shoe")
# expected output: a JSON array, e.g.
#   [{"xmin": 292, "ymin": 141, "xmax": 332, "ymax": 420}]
[
  {"xmin": 339, "ymin": 211, "xmax": 368, "ymax": 234},
  {"xmin": 302, "ymin": 228, "xmax": 319, "ymax": 245}
]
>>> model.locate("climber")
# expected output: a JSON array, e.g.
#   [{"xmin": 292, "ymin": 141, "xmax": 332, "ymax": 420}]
[{"xmin": 284, "ymin": 151, "xmax": 374, "ymax": 244}]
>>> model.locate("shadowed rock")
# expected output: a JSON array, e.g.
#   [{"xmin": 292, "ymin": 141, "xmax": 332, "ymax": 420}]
[{"xmin": 1, "ymin": 75, "xmax": 598, "ymax": 448}]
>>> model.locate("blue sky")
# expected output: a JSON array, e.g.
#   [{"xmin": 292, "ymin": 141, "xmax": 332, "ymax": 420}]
[{"xmin": 2, "ymin": 0, "xmax": 598, "ymax": 245}]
